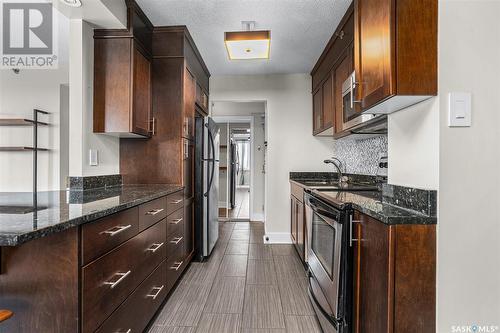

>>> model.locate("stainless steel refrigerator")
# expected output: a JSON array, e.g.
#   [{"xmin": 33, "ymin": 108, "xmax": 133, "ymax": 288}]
[{"xmin": 194, "ymin": 116, "xmax": 220, "ymax": 260}]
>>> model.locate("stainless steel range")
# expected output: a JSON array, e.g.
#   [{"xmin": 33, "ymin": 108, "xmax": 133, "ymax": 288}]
[{"xmin": 305, "ymin": 191, "xmax": 354, "ymax": 333}]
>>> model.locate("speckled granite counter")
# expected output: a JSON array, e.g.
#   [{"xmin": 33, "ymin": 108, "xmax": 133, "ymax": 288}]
[
  {"xmin": 0, "ymin": 184, "xmax": 183, "ymax": 246},
  {"xmin": 290, "ymin": 173, "xmax": 437, "ymax": 225},
  {"xmin": 311, "ymin": 190, "xmax": 436, "ymax": 225}
]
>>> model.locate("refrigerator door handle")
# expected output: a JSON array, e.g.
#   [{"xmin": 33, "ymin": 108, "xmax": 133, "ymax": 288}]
[{"xmin": 204, "ymin": 127, "xmax": 216, "ymax": 197}]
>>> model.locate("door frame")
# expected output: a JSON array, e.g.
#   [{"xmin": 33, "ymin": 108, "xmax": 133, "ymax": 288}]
[{"xmin": 212, "ymin": 115, "xmax": 253, "ymax": 221}]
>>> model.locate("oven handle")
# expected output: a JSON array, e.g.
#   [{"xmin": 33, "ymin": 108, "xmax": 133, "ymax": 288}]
[
  {"xmin": 308, "ymin": 274, "xmax": 340, "ymax": 329},
  {"xmin": 307, "ymin": 202, "xmax": 339, "ymax": 228}
]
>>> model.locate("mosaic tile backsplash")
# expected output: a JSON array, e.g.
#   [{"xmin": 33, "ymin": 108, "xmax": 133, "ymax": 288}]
[{"xmin": 332, "ymin": 135, "xmax": 388, "ymax": 175}]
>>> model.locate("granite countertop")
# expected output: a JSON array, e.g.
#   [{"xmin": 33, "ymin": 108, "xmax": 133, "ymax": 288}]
[
  {"xmin": 290, "ymin": 173, "xmax": 436, "ymax": 225},
  {"xmin": 0, "ymin": 184, "xmax": 183, "ymax": 247},
  {"xmin": 311, "ymin": 190, "xmax": 436, "ymax": 225}
]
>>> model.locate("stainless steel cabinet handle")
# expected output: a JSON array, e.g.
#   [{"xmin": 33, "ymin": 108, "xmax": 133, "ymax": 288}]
[
  {"xmin": 115, "ymin": 329, "xmax": 131, "ymax": 333},
  {"xmin": 146, "ymin": 208, "xmax": 164, "ymax": 216},
  {"xmin": 170, "ymin": 261, "xmax": 183, "ymax": 271},
  {"xmin": 170, "ymin": 218, "xmax": 183, "ymax": 225},
  {"xmin": 170, "ymin": 237, "xmax": 183, "ymax": 245},
  {"xmin": 103, "ymin": 271, "xmax": 131, "ymax": 288},
  {"xmin": 170, "ymin": 199, "xmax": 183, "ymax": 204},
  {"xmin": 101, "ymin": 224, "xmax": 132, "ymax": 237},
  {"xmin": 146, "ymin": 285, "xmax": 164, "ymax": 300},
  {"xmin": 146, "ymin": 242, "xmax": 164, "ymax": 253}
]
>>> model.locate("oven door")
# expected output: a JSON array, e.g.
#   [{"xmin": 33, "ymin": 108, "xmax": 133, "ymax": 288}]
[{"xmin": 305, "ymin": 195, "xmax": 343, "ymax": 318}]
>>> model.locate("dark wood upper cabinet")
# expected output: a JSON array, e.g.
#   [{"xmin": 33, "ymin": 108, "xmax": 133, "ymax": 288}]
[
  {"xmin": 311, "ymin": 4, "xmax": 354, "ymax": 136},
  {"xmin": 132, "ymin": 46, "xmax": 152, "ymax": 135},
  {"xmin": 352, "ymin": 211, "xmax": 436, "ymax": 333},
  {"xmin": 312, "ymin": 88, "xmax": 323, "ymax": 134},
  {"xmin": 93, "ymin": 2, "xmax": 154, "ymax": 138},
  {"xmin": 196, "ymin": 83, "xmax": 209, "ymax": 115},
  {"xmin": 120, "ymin": 26, "xmax": 210, "ymax": 189},
  {"xmin": 354, "ymin": 0, "xmax": 437, "ymax": 112},
  {"xmin": 334, "ymin": 48, "xmax": 353, "ymax": 134}
]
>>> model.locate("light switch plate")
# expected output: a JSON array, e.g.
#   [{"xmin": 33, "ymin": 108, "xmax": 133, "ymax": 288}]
[
  {"xmin": 89, "ymin": 149, "xmax": 98, "ymax": 166},
  {"xmin": 448, "ymin": 92, "xmax": 471, "ymax": 127}
]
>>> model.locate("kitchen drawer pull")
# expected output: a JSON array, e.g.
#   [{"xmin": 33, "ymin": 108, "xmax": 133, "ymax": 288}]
[
  {"xmin": 170, "ymin": 218, "xmax": 183, "ymax": 225},
  {"xmin": 101, "ymin": 224, "xmax": 132, "ymax": 237},
  {"xmin": 103, "ymin": 271, "xmax": 131, "ymax": 289},
  {"xmin": 146, "ymin": 242, "xmax": 164, "ymax": 253},
  {"xmin": 115, "ymin": 330, "xmax": 131, "ymax": 333},
  {"xmin": 170, "ymin": 261, "xmax": 183, "ymax": 271},
  {"xmin": 170, "ymin": 237, "xmax": 183, "ymax": 245},
  {"xmin": 146, "ymin": 208, "xmax": 164, "ymax": 216},
  {"xmin": 170, "ymin": 199, "xmax": 183, "ymax": 204},
  {"xmin": 146, "ymin": 285, "xmax": 165, "ymax": 300}
]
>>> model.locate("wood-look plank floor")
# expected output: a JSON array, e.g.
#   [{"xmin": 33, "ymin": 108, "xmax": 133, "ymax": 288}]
[{"xmin": 149, "ymin": 222, "xmax": 321, "ymax": 333}]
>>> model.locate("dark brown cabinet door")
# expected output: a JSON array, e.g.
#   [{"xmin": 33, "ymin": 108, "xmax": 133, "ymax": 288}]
[
  {"xmin": 356, "ymin": 0, "xmax": 395, "ymax": 110},
  {"xmin": 132, "ymin": 44, "xmax": 152, "ymax": 136},
  {"xmin": 321, "ymin": 74, "xmax": 334, "ymax": 130},
  {"xmin": 290, "ymin": 197, "xmax": 297, "ymax": 244},
  {"xmin": 295, "ymin": 199, "xmax": 305, "ymax": 260},
  {"xmin": 312, "ymin": 88, "xmax": 323, "ymax": 134},
  {"xmin": 353, "ymin": 213, "xmax": 393, "ymax": 333},
  {"xmin": 183, "ymin": 69, "xmax": 196, "ymax": 141},
  {"xmin": 334, "ymin": 49, "xmax": 353, "ymax": 134}
]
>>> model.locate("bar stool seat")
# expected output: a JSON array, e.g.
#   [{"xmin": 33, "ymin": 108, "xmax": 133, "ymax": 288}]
[{"xmin": 0, "ymin": 310, "xmax": 13, "ymax": 323}]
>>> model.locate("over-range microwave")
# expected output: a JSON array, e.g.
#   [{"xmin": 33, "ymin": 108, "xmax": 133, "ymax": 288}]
[{"xmin": 341, "ymin": 72, "xmax": 378, "ymax": 131}]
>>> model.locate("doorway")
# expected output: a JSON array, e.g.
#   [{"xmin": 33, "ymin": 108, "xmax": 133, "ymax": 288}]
[{"xmin": 212, "ymin": 101, "xmax": 266, "ymax": 223}]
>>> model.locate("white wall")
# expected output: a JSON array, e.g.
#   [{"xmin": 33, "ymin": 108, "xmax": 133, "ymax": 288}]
[
  {"xmin": 0, "ymin": 9, "xmax": 69, "ymax": 192},
  {"xmin": 252, "ymin": 113, "xmax": 266, "ymax": 221},
  {"xmin": 436, "ymin": 1, "xmax": 500, "ymax": 330},
  {"xmin": 388, "ymin": 98, "xmax": 440, "ymax": 189},
  {"xmin": 68, "ymin": 20, "xmax": 120, "ymax": 178},
  {"xmin": 211, "ymin": 74, "xmax": 332, "ymax": 238}
]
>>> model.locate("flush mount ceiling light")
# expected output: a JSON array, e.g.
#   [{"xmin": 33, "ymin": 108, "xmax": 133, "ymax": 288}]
[
  {"xmin": 224, "ymin": 21, "xmax": 271, "ymax": 60},
  {"xmin": 60, "ymin": 0, "xmax": 82, "ymax": 7}
]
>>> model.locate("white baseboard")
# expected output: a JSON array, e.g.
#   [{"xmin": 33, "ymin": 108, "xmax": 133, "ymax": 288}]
[{"xmin": 263, "ymin": 232, "xmax": 292, "ymax": 244}]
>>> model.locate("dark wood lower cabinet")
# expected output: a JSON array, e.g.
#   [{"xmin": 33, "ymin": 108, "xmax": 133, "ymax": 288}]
[
  {"xmin": 95, "ymin": 261, "xmax": 167, "ymax": 333},
  {"xmin": 290, "ymin": 182, "xmax": 306, "ymax": 262},
  {"xmin": 0, "ymin": 190, "xmax": 193, "ymax": 333},
  {"xmin": 352, "ymin": 211, "xmax": 436, "ymax": 333}
]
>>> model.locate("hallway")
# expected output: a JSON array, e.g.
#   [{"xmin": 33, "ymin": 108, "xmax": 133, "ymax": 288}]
[
  {"xmin": 229, "ymin": 187, "xmax": 250, "ymax": 220},
  {"xmin": 149, "ymin": 222, "xmax": 321, "ymax": 332}
]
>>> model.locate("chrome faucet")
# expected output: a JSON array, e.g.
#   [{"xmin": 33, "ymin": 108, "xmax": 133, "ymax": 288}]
[{"xmin": 324, "ymin": 157, "xmax": 348, "ymax": 184}]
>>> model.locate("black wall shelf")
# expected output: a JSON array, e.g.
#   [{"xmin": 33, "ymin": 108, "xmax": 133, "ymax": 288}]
[{"xmin": 0, "ymin": 109, "xmax": 50, "ymax": 208}]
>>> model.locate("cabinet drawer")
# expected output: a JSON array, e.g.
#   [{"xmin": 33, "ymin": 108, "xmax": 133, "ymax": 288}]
[
  {"xmin": 82, "ymin": 235, "xmax": 142, "ymax": 333},
  {"xmin": 138, "ymin": 219, "xmax": 167, "ymax": 276},
  {"xmin": 139, "ymin": 196, "xmax": 167, "ymax": 231},
  {"xmin": 95, "ymin": 260, "xmax": 167, "ymax": 333},
  {"xmin": 167, "ymin": 207, "xmax": 184, "ymax": 236},
  {"xmin": 166, "ymin": 224, "xmax": 184, "ymax": 260},
  {"xmin": 81, "ymin": 208, "xmax": 139, "ymax": 266},
  {"xmin": 167, "ymin": 191, "xmax": 184, "ymax": 215},
  {"xmin": 165, "ymin": 245, "xmax": 187, "ymax": 292}
]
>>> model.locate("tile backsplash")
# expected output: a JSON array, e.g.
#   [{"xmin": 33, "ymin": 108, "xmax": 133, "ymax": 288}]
[{"xmin": 333, "ymin": 135, "xmax": 388, "ymax": 175}]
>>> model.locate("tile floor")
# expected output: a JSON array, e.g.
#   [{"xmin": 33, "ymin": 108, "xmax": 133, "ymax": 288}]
[
  {"xmin": 229, "ymin": 187, "xmax": 250, "ymax": 220},
  {"xmin": 149, "ymin": 222, "xmax": 322, "ymax": 333}
]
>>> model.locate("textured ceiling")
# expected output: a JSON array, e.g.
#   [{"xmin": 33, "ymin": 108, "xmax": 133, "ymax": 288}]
[{"xmin": 136, "ymin": 0, "xmax": 352, "ymax": 75}]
